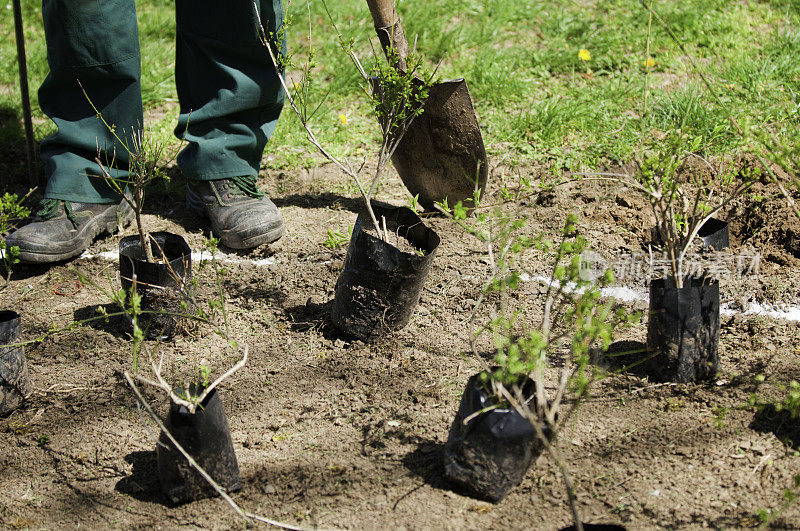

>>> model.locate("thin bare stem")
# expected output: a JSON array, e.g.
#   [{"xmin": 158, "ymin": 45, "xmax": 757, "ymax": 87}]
[
  {"xmin": 138, "ymin": 344, "xmax": 249, "ymax": 415},
  {"xmin": 497, "ymin": 385, "xmax": 583, "ymax": 531},
  {"xmin": 124, "ymin": 373, "xmax": 311, "ymax": 531},
  {"xmin": 548, "ymin": 365, "xmax": 572, "ymax": 421},
  {"xmin": 255, "ymin": 2, "xmax": 429, "ymax": 244},
  {"xmin": 461, "ymin": 403, "xmax": 500, "ymax": 425}
]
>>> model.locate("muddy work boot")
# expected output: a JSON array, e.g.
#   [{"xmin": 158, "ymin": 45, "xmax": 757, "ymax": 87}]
[
  {"xmin": 186, "ymin": 176, "xmax": 285, "ymax": 249},
  {"xmin": 6, "ymin": 198, "xmax": 133, "ymax": 263}
]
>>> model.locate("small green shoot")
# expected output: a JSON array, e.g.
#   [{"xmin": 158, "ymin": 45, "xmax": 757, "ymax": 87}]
[
  {"xmin": 0, "ymin": 191, "xmax": 31, "ymax": 285},
  {"xmin": 323, "ymin": 227, "xmax": 352, "ymax": 249}
]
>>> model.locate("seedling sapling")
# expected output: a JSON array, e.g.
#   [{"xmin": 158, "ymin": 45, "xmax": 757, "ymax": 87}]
[
  {"xmin": 445, "ymin": 200, "xmax": 636, "ymax": 528},
  {"xmin": 80, "ymin": 82, "xmax": 185, "ymax": 264},
  {"xmin": 0, "ymin": 190, "xmax": 32, "ymax": 287},
  {"xmin": 584, "ymin": 131, "xmax": 759, "ymax": 288},
  {"xmin": 256, "ymin": 1, "xmax": 434, "ymax": 243},
  {"xmin": 111, "ymin": 237, "xmax": 245, "ymax": 413},
  {"xmin": 631, "ymin": 133, "xmax": 758, "ymax": 287},
  {"xmin": 135, "ymin": 342, "xmax": 248, "ymax": 415}
]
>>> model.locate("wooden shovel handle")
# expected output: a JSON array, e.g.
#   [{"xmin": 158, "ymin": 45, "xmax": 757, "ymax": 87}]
[{"xmin": 365, "ymin": 0, "xmax": 410, "ymax": 70}]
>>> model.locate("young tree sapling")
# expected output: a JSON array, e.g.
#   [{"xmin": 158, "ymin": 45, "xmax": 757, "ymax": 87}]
[
  {"xmin": 444, "ymin": 201, "xmax": 636, "ymax": 525},
  {"xmin": 0, "ymin": 190, "xmax": 32, "ymax": 287},
  {"xmin": 81, "ymin": 82, "xmax": 181, "ymax": 264},
  {"xmin": 255, "ymin": 1, "xmax": 434, "ymax": 243},
  {"xmin": 627, "ymin": 133, "xmax": 758, "ymax": 288}
]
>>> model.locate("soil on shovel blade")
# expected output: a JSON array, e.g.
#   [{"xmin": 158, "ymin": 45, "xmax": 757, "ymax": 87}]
[{"xmin": 0, "ymin": 159, "xmax": 799, "ymax": 528}]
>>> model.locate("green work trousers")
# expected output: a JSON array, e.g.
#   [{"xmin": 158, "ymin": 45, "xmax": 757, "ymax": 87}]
[{"xmin": 39, "ymin": 0, "xmax": 285, "ymax": 204}]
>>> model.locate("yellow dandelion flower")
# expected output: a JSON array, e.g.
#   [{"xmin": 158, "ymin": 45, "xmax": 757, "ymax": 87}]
[
  {"xmin": 643, "ymin": 57, "xmax": 655, "ymax": 68},
  {"xmin": 338, "ymin": 113, "xmax": 348, "ymax": 126},
  {"xmin": 578, "ymin": 48, "xmax": 591, "ymax": 61}
]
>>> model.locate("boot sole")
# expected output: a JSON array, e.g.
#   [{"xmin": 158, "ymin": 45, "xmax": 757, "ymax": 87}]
[
  {"xmin": 186, "ymin": 190, "xmax": 285, "ymax": 249},
  {"xmin": 14, "ymin": 202, "xmax": 134, "ymax": 263}
]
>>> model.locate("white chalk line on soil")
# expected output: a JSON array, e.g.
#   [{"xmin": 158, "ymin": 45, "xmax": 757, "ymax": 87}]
[
  {"xmin": 79, "ymin": 249, "xmax": 277, "ymax": 267},
  {"xmin": 521, "ymin": 273, "xmax": 800, "ymax": 323},
  {"xmin": 3, "ymin": 249, "xmax": 787, "ymax": 323}
]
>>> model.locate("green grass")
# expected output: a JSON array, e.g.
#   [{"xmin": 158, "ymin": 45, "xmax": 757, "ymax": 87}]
[{"xmin": 2, "ymin": 0, "xmax": 800, "ymax": 181}]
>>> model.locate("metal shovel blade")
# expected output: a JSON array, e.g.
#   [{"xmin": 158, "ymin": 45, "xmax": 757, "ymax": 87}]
[
  {"xmin": 391, "ymin": 78, "xmax": 488, "ymax": 211},
  {"xmin": 365, "ymin": 0, "xmax": 488, "ymax": 211}
]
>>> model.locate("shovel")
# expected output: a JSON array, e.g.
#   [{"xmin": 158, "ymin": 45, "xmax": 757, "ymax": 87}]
[{"xmin": 365, "ymin": 0, "xmax": 488, "ymax": 211}]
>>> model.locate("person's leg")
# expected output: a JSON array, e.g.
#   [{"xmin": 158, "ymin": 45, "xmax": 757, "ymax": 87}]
[
  {"xmin": 40, "ymin": 0, "xmax": 143, "ymax": 203},
  {"xmin": 7, "ymin": 0, "xmax": 141, "ymax": 263},
  {"xmin": 175, "ymin": 0, "xmax": 286, "ymax": 249}
]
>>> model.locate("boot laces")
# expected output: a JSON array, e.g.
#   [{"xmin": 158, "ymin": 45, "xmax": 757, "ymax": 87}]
[
  {"xmin": 37, "ymin": 198, "xmax": 78, "ymax": 226},
  {"xmin": 228, "ymin": 175, "xmax": 265, "ymax": 199}
]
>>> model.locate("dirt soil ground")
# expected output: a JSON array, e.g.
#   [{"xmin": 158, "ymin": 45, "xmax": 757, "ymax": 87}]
[{"xmin": 1, "ymin": 158, "xmax": 800, "ymax": 530}]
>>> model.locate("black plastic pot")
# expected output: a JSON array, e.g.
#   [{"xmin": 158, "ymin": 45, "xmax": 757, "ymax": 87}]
[
  {"xmin": 651, "ymin": 218, "xmax": 729, "ymax": 251},
  {"xmin": 330, "ymin": 205, "xmax": 440, "ymax": 341},
  {"xmin": 646, "ymin": 277, "xmax": 720, "ymax": 383},
  {"xmin": 119, "ymin": 232, "xmax": 192, "ymax": 339},
  {"xmin": 157, "ymin": 385, "xmax": 241, "ymax": 504},
  {"xmin": 443, "ymin": 372, "xmax": 548, "ymax": 503},
  {"xmin": 0, "ymin": 311, "xmax": 29, "ymax": 416},
  {"xmin": 696, "ymin": 218, "xmax": 729, "ymax": 251}
]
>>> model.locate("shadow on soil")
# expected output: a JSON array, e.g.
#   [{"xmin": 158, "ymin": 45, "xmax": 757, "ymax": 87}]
[
  {"xmin": 594, "ymin": 340, "xmax": 650, "ymax": 378},
  {"xmin": 39, "ymin": 442, "xmax": 173, "ymax": 524},
  {"xmin": 115, "ymin": 450, "xmax": 165, "ymax": 504},
  {"xmin": 749, "ymin": 405, "xmax": 800, "ymax": 450},
  {"xmin": 224, "ymin": 281, "xmax": 287, "ymax": 309},
  {"xmin": 401, "ymin": 439, "xmax": 510, "ymax": 503},
  {"xmin": 283, "ymin": 299, "xmax": 343, "ymax": 339},
  {"xmin": 73, "ymin": 303, "xmax": 131, "ymax": 338},
  {"xmin": 400, "ymin": 439, "xmax": 449, "ymax": 488},
  {"xmin": 6, "ymin": 260, "xmax": 67, "ymax": 282},
  {"xmin": 243, "ymin": 438, "xmax": 459, "ymax": 507},
  {"xmin": 244, "ymin": 461, "xmax": 376, "ymax": 502},
  {"xmin": 272, "ymin": 192, "xmax": 363, "ymax": 213}
]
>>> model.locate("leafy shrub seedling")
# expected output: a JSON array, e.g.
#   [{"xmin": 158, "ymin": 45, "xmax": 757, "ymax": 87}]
[
  {"xmin": 0, "ymin": 191, "xmax": 31, "ymax": 286},
  {"xmin": 443, "ymin": 193, "xmax": 637, "ymax": 526},
  {"xmin": 256, "ymin": 1, "xmax": 434, "ymax": 241}
]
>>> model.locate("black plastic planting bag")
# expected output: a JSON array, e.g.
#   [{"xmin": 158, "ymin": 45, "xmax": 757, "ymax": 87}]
[
  {"xmin": 651, "ymin": 218, "xmax": 729, "ymax": 251},
  {"xmin": 646, "ymin": 277, "xmax": 720, "ymax": 383},
  {"xmin": 157, "ymin": 386, "xmax": 241, "ymax": 504},
  {"xmin": 331, "ymin": 205, "xmax": 440, "ymax": 341},
  {"xmin": 443, "ymin": 373, "xmax": 546, "ymax": 503},
  {"xmin": 0, "ymin": 311, "xmax": 29, "ymax": 416},
  {"xmin": 696, "ymin": 218, "xmax": 729, "ymax": 251},
  {"xmin": 119, "ymin": 232, "xmax": 192, "ymax": 339}
]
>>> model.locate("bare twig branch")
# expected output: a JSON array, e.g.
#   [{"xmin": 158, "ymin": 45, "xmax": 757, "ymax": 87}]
[
  {"xmin": 138, "ymin": 344, "xmax": 249, "ymax": 415},
  {"xmin": 124, "ymin": 372, "xmax": 311, "ymax": 531},
  {"xmin": 497, "ymin": 385, "xmax": 583, "ymax": 531}
]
